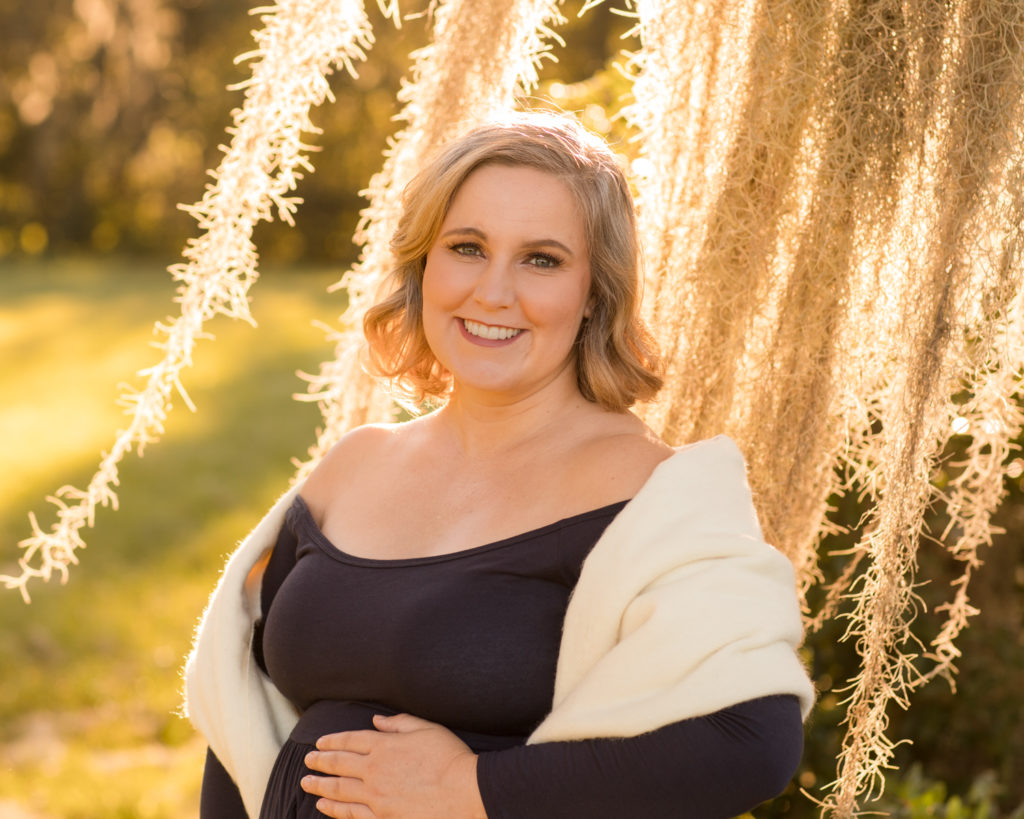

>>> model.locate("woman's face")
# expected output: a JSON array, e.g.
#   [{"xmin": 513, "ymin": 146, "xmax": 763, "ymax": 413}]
[{"xmin": 421, "ymin": 164, "xmax": 592, "ymax": 404}]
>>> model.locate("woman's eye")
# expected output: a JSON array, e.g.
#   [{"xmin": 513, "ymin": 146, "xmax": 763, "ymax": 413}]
[
  {"xmin": 528, "ymin": 252, "xmax": 562, "ymax": 269},
  {"xmin": 449, "ymin": 242, "xmax": 483, "ymax": 257}
]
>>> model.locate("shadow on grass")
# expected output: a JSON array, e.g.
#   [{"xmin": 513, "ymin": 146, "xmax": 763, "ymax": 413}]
[
  {"xmin": 1, "ymin": 368, "xmax": 322, "ymax": 734},
  {"xmin": 0, "ymin": 261, "xmax": 346, "ymax": 728}
]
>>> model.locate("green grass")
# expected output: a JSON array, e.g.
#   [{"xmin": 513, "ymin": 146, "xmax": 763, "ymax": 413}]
[{"xmin": 0, "ymin": 256, "xmax": 346, "ymax": 818}]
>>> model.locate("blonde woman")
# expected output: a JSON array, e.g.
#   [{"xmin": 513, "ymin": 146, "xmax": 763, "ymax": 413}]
[{"xmin": 185, "ymin": 111, "xmax": 814, "ymax": 819}]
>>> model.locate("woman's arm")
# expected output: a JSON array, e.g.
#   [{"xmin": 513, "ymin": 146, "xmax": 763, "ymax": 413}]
[
  {"xmin": 477, "ymin": 695, "xmax": 803, "ymax": 819},
  {"xmin": 303, "ymin": 695, "xmax": 802, "ymax": 819},
  {"xmin": 475, "ymin": 696, "xmax": 802, "ymax": 818},
  {"xmin": 201, "ymin": 748, "xmax": 250, "ymax": 819}
]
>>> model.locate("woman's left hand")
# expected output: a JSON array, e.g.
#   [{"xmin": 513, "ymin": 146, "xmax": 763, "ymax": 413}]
[{"xmin": 301, "ymin": 712, "xmax": 487, "ymax": 819}]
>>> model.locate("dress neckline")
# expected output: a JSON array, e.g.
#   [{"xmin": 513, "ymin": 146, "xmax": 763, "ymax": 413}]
[{"xmin": 290, "ymin": 494, "xmax": 630, "ymax": 567}]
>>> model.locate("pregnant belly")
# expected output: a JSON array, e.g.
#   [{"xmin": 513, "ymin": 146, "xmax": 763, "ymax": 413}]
[{"xmin": 290, "ymin": 700, "xmax": 527, "ymax": 753}]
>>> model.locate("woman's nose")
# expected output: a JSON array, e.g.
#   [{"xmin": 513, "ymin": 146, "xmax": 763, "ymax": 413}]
[{"xmin": 473, "ymin": 260, "xmax": 515, "ymax": 308}]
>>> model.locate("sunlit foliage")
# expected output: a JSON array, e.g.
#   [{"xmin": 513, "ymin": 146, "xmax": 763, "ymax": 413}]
[{"xmin": 619, "ymin": 3, "xmax": 1024, "ymax": 814}]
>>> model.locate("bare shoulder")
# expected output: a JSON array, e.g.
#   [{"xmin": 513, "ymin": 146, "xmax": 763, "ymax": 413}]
[
  {"xmin": 299, "ymin": 421, "xmax": 410, "ymax": 520},
  {"xmin": 568, "ymin": 412, "xmax": 675, "ymax": 503}
]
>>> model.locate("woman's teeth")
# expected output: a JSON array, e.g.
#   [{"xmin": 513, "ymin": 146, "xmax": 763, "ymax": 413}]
[{"xmin": 462, "ymin": 319, "xmax": 522, "ymax": 341}]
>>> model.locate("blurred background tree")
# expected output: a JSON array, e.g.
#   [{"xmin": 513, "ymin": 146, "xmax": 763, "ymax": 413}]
[
  {"xmin": 0, "ymin": 0, "xmax": 631, "ymax": 263},
  {"xmin": 1, "ymin": 0, "xmax": 406, "ymax": 260}
]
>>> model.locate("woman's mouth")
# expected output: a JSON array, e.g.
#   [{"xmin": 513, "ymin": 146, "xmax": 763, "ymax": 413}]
[{"xmin": 460, "ymin": 319, "xmax": 523, "ymax": 342}]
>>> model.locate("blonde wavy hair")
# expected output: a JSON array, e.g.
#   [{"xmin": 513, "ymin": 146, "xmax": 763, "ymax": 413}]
[{"xmin": 363, "ymin": 111, "xmax": 662, "ymax": 412}]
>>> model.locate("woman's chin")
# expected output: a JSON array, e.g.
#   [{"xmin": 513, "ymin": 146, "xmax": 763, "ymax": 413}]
[{"xmin": 451, "ymin": 374, "xmax": 524, "ymax": 400}]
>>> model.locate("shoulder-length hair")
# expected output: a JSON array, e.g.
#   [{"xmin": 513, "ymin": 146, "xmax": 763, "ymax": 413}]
[{"xmin": 363, "ymin": 110, "xmax": 662, "ymax": 412}]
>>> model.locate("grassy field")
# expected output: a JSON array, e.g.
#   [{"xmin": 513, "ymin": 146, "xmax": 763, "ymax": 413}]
[{"xmin": 0, "ymin": 257, "xmax": 345, "ymax": 818}]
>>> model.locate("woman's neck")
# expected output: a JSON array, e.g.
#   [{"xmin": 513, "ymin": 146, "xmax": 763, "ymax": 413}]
[{"xmin": 434, "ymin": 378, "xmax": 597, "ymax": 461}]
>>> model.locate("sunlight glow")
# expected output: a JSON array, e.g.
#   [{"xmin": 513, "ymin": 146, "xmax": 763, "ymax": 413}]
[{"xmin": 6, "ymin": 2, "xmax": 1024, "ymax": 817}]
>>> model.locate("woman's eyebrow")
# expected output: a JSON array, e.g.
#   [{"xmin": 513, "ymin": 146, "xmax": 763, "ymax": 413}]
[
  {"xmin": 439, "ymin": 226, "xmax": 487, "ymax": 241},
  {"xmin": 439, "ymin": 227, "xmax": 575, "ymax": 257},
  {"xmin": 522, "ymin": 238, "xmax": 575, "ymax": 257}
]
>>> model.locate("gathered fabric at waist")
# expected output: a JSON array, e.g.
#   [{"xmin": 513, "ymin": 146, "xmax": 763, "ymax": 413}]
[{"xmin": 290, "ymin": 700, "xmax": 528, "ymax": 753}]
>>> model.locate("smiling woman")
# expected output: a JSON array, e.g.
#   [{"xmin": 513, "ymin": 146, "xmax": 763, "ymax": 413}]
[
  {"xmin": 362, "ymin": 114, "xmax": 662, "ymax": 412},
  {"xmin": 184, "ymin": 112, "xmax": 814, "ymax": 819}
]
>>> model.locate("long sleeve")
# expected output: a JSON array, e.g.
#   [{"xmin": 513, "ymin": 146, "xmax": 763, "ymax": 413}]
[
  {"xmin": 201, "ymin": 748, "xmax": 250, "ymax": 819},
  {"xmin": 477, "ymin": 694, "xmax": 802, "ymax": 819}
]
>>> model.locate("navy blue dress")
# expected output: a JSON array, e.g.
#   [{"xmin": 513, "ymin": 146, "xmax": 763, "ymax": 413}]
[{"xmin": 200, "ymin": 496, "xmax": 802, "ymax": 819}]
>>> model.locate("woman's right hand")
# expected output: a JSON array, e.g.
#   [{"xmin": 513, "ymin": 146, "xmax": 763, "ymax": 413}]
[{"xmin": 301, "ymin": 712, "xmax": 486, "ymax": 819}]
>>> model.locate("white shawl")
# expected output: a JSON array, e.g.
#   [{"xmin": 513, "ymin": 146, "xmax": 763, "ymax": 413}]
[{"xmin": 183, "ymin": 435, "xmax": 815, "ymax": 817}]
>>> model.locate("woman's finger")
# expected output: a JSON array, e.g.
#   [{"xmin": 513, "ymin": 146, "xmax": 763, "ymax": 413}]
[
  {"xmin": 301, "ymin": 773, "xmax": 364, "ymax": 801},
  {"xmin": 301, "ymin": 774, "xmax": 375, "ymax": 819},
  {"xmin": 311, "ymin": 796, "xmax": 375, "ymax": 819},
  {"xmin": 371, "ymin": 712, "xmax": 436, "ymax": 733},
  {"xmin": 316, "ymin": 729, "xmax": 377, "ymax": 753},
  {"xmin": 305, "ymin": 749, "xmax": 369, "ymax": 777}
]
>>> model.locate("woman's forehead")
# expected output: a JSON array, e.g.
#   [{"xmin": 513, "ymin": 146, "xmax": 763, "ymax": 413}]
[{"xmin": 443, "ymin": 165, "xmax": 584, "ymax": 238}]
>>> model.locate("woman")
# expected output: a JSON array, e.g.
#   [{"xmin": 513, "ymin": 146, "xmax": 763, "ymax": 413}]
[{"xmin": 184, "ymin": 111, "xmax": 815, "ymax": 819}]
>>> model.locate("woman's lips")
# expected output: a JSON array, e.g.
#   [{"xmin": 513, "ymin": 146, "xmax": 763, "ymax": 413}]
[{"xmin": 459, "ymin": 318, "xmax": 524, "ymax": 346}]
